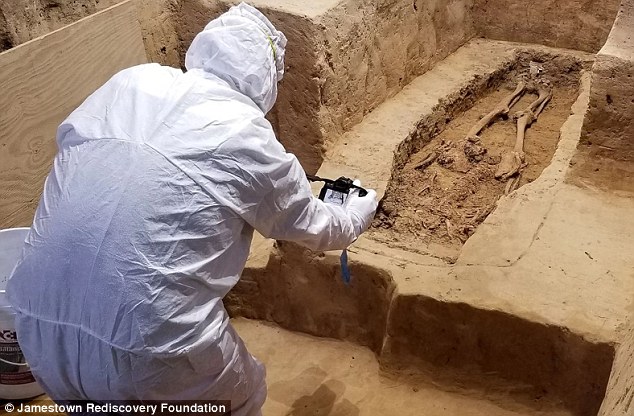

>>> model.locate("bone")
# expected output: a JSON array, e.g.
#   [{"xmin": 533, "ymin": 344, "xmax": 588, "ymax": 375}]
[
  {"xmin": 513, "ymin": 84, "xmax": 553, "ymax": 153},
  {"xmin": 414, "ymin": 151, "xmax": 438, "ymax": 171},
  {"xmin": 505, "ymin": 174, "xmax": 521, "ymax": 194},
  {"xmin": 495, "ymin": 151, "xmax": 524, "ymax": 182},
  {"xmin": 465, "ymin": 81, "xmax": 526, "ymax": 141},
  {"xmin": 495, "ymin": 82, "xmax": 552, "ymax": 189}
]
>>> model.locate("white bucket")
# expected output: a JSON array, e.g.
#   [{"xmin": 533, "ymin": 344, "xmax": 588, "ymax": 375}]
[{"xmin": 0, "ymin": 227, "xmax": 44, "ymax": 399}]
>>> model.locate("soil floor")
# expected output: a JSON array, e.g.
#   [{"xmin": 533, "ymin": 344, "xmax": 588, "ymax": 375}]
[
  {"xmin": 3, "ymin": 317, "xmax": 574, "ymax": 416},
  {"xmin": 372, "ymin": 80, "xmax": 580, "ymax": 261},
  {"xmin": 234, "ymin": 318, "xmax": 572, "ymax": 416}
]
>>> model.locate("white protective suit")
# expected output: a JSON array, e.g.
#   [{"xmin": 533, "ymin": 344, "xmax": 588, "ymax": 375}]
[{"xmin": 7, "ymin": 2, "xmax": 377, "ymax": 414}]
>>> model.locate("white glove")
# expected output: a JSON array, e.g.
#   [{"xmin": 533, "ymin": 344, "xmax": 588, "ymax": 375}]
[{"xmin": 345, "ymin": 180, "xmax": 378, "ymax": 237}]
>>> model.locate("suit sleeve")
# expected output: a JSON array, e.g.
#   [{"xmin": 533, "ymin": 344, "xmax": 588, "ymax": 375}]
[{"xmin": 214, "ymin": 117, "xmax": 359, "ymax": 251}]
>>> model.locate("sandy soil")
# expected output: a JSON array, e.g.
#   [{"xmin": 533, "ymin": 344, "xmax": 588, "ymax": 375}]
[
  {"xmin": 4, "ymin": 317, "xmax": 574, "ymax": 416},
  {"xmin": 471, "ymin": 0, "xmax": 619, "ymax": 53},
  {"xmin": 372, "ymin": 56, "xmax": 582, "ymax": 261},
  {"xmin": 234, "ymin": 318, "xmax": 572, "ymax": 416}
]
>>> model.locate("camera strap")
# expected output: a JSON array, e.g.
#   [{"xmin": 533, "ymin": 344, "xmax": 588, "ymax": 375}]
[{"xmin": 306, "ymin": 173, "xmax": 355, "ymax": 285}]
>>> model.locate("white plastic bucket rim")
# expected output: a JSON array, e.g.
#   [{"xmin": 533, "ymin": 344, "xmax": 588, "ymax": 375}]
[
  {"xmin": 0, "ymin": 227, "xmax": 30, "ymax": 307},
  {"xmin": 0, "ymin": 227, "xmax": 44, "ymax": 399}
]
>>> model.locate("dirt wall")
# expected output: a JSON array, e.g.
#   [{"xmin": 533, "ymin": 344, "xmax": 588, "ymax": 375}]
[
  {"xmin": 136, "ymin": 0, "xmax": 180, "ymax": 66},
  {"xmin": 0, "ymin": 0, "xmax": 118, "ymax": 49},
  {"xmin": 382, "ymin": 295, "xmax": 614, "ymax": 416},
  {"xmin": 472, "ymin": 0, "xmax": 620, "ymax": 53},
  {"xmin": 579, "ymin": 57, "xmax": 634, "ymax": 162},
  {"xmin": 0, "ymin": 0, "xmax": 180, "ymax": 66},
  {"xmin": 0, "ymin": 9, "xmax": 12, "ymax": 50},
  {"xmin": 584, "ymin": 3, "xmax": 634, "ymax": 414},
  {"xmin": 598, "ymin": 325, "xmax": 634, "ymax": 415},
  {"xmin": 316, "ymin": 0, "xmax": 476, "ymax": 139},
  {"xmin": 225, "ymin": 242, "xmax": 396, "ymax": 353},
  {"xmin": 569, "ymin": 0, "xmax": 634, "ymax": 194}
]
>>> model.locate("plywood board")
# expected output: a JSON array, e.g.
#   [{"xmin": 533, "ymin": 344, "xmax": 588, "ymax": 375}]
[{"xmin": 0, "ymin": 0, "xmax": 147, "ymax": 228}]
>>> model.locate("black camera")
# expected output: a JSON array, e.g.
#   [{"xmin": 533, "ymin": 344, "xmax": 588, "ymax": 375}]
[{"xmin": 306, "ymin": 174, "xmax": 368, "ymax": 206}]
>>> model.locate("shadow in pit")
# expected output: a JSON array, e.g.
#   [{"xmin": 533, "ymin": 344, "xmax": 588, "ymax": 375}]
[
  {"xmin": 382, "ymin": 295, "xmax": 616, "ymax": 416},
  {"xmin": 228, "ymin": 240, "xmax": 614, "ymax": 415},
  {"xmin": 268, "ymin": 367, "xmax": 359, "ymax": 416},
  {"xmin": 226, "ymin": 241, "xmax": 396, "ymax": 354}
]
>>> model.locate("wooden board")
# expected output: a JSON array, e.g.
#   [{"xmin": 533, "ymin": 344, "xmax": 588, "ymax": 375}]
[{"xmin": 0, "ymin": 0, "xmax": 147, "ymax": 228}]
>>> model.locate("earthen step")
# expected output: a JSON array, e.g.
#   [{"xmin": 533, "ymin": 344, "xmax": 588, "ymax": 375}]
[{"xmin": 235, "ymin": 318, "xmax": 573, "ymax": 416}]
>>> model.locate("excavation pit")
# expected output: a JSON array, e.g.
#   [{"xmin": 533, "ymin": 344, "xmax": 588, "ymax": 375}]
[
  {"xmin": 1, "ymin": 0, "xmax": 634, "ymax": 415},
  {"xmin": 228, "ymin": 42, "xmax": 627, "ymax": 416},
  {"xmin": 371, "ymin": 52, "xmax": 586, "ymax": 261}
]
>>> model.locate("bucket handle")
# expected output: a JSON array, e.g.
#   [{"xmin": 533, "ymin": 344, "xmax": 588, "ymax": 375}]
[{"xmin": 0, "ymin": 357, "xmax": 29, "ymax": 367}]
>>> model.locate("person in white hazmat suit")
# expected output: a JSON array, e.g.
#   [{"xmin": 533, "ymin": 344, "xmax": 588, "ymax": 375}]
[{"xmin": 6, "ymin": 2, "xmax": 378, "ymax": 414}]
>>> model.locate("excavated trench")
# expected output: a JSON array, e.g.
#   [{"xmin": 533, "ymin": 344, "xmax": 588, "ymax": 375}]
[
  {"xmin": 370, "ymin": 52, "xmax": 585, "ymax": 261},
  {"xmin": 227, "ymin": 46, "xmax": 616, "ymax": 416},
  {"xmin": 3, "ymin": 0, "xmax": 632, "ymax": 414}
]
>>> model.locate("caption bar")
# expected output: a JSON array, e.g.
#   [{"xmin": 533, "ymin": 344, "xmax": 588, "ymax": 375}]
[{"xmin": 3, "ymin": 400, "xmax": 231, "ymax": 415}]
